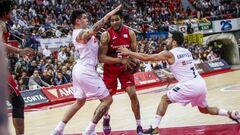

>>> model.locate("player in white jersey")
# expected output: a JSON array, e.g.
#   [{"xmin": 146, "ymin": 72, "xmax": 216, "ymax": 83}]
[
  {"xmin": 51, "ymin": 5, "xmax": 122, "ymax": 135},
  {"xmin": 118, "ymin": 31, "xmax": 240, "ymax": 134}
]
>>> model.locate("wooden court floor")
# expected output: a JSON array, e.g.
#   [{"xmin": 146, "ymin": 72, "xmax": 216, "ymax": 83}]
[{"xmin": 8, "ymin": 70, "xmax": 240, "ymax": 135}]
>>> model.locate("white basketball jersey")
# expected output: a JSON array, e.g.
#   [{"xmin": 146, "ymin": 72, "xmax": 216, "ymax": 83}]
[
  {"xmin": 169, "ymin": 47, "xmax": 200, "ymax": 82},
  {"xmin": 72, "ymin": 29, "xmax": 99, "ymax": 67}
]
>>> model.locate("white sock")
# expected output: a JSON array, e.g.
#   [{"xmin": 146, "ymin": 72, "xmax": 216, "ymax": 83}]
[
  {"xmin": 55, "ymin": 121, "xmax": 66, "ymax": 131},
  {"xmin": 152, "ymin": 115, "xmax": 162, "ymax": 128},
  {"xmin": 85, "ymin": 121, "xmax": 96, "ymax": 131},
  {"xmin": 136, "ymin": 120, "xmax": 141, "ymax": 126},
  {"xmin": 218, "ymin": 109, "xmax": 229, "ymax": 117}
]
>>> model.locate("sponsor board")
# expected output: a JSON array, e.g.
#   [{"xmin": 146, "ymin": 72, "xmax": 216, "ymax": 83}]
[
  {"xmin": 41, "ymin": 84, "xmax": 74, "ymax": 102},
  {"xmin": 134, "ymin": 71, "xmax": 161, "ymax": 86},
  {"xmin": 21, "ymin": 89, "xmax": 49, "ymax": 106}
]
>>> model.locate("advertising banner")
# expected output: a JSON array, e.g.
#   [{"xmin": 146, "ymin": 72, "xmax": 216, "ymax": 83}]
[
  {"xmin": 21, "ymin": 89, "xmax": 49, "ymax": 106},
  {"xmin": 41, "ymin": 83, "xmax": 74, "ymax": 102},
  {"xmin": 198, "ymin": 22, "xmax": 213, "ymax": 31},
  {"xmin": 146, "ymin": 32, "xmax": 168, "ymax": 40},
  {"xmin": 134, "ymin": 71, "xmax": 161, "ymax": 86},
  {"xmin": 213, "ymin": 18, "xmax": 239, "ymax": 32},
  {"xmin": 205, "ymin": 59, "xmax": 230, "ymax": 71},
  {"xmin": 39, "ymin": 37, "xmax": 71, "ymax": 49}
]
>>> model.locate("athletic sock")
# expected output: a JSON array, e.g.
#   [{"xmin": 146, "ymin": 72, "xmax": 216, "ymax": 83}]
[{"xmin": 152, "ymin": 115, "xmax": 162, "ymax": 128}]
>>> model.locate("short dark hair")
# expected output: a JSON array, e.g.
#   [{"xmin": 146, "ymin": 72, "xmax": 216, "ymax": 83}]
[
  {"xmin": 170, "ymin": 31, "xmax": 184, "ymax": 46},
  {"xmin": 70, "ymin": 9, "xmax": 86, "ymax": 25},
  {"xmin": 0, "ymin": 0, "xmax": 14, "ymax": 18},
  {"xmin": 112, "ymin": 10, "xmax": 123, "ymax": 19}
]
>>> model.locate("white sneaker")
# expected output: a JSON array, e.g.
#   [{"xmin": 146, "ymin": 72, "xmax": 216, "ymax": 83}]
[
  {"xmin": 51, "ymin": 129, "xmax": 63, "ymax": 135},
  {"xmin": 230, "ymin": 111, "xmax": 240, "ymax": 123}
]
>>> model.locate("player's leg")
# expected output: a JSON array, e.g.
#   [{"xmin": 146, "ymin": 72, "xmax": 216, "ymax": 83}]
[
  {"xmin": 120, "ymin": 72, "xmax": 143, "ymax": 134},
  {"xmin": 102, "ymin": 67, "xmax": 118, "ymax": 135},
  {"xmin": 143, "ymin": 94, "xmax": 172, "ymax": 134},
  {"xmin": 198, "ymin": 105, "xmax": 240, "ymax": 123},
  {"xmin": 196, "ymin": 80, "xmax": 240, "ymax": 123},
  {"xmin": 10, "ymin": 93, "xmax": 25, "ymax": 135},
  {"xmin": 52, "ymin": 71, "xmax": 87, "ymax": 135},
  {"xmin": 84, "ymin": 88, "xmax": 112, "ymax": 135},
  {"xmin": 8, "ymin": 82, "xmax": 24, "ymax": 135},
  {"xmin": 52, "ymin": 98, "xmax": 86, "ymax": 135},
  {"xmin": 144, "ymin": 83, "xmax": 188, "ymax": 134}
]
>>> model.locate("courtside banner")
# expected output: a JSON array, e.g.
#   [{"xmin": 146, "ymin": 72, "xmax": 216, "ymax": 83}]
[
  {"xmin": 205, "ymin": 59, "xmax": 230, "ymax": 71},
  {"xmin": 21, "ymin": 89, "xmax": 48, "ymax": 106},
  {"xmin": 134, "ymin": 71, "xmax": 161, "ymax": 86},
  {"xmin": 41, "ymin": 83, "xmax": 74, "ymax": 102}
]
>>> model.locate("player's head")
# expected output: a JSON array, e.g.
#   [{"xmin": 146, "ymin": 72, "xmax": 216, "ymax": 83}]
[
  {"xmin": 0, "ymin": 0, "xmax": 14, "ymax": 21},
  {"xmin": 70, "ymin": 9, "xmax": 88, "ymax": 28},
  {"xmin": 166, "ymin": 31, "xmax": 184, "ymax": 50},
  {"xmin": 110, "ymin": 10, "xmax": 123, "ymax": 31}
]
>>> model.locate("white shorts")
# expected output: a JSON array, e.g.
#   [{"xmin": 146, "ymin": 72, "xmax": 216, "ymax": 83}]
[
  {"xmin": 72, "ymin": 64, "xmax": 110, "ymax": 99},
  {"xmin": 167, "ymin": 77, "xmax": 208, "ymax": 108}
]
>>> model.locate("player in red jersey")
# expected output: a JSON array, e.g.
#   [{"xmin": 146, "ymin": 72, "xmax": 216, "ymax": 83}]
[
  {"xmin": 0, "ymin": 1, "xmax": 34, "ymax": 135},
  {"xmin": 99, "ymin": 11, "xmax": 142, "ymax": 135}
]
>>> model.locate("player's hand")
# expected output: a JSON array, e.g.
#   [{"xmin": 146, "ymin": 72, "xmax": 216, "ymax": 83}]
[
  {"xmin": 120, "ymin": 58, "xmax": 137, "ymax": 71},
  {"xmin": 106, "ymin": 4, "xmax": 122, "ymax": 17},
  {"xmin": 117, "ymin": 47, "xmax": 131, "ymax": 56},
  {"xmin": 19, "ymin": 48, "xmax": 35, "ymax": 56}
]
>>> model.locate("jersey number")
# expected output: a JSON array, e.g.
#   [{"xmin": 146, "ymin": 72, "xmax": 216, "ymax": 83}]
[{"xmin": 190, "ymin": 67, "xmax": 197, "ymax": 78}]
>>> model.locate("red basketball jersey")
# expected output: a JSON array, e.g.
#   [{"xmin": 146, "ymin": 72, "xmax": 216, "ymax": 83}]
[{"xmin": 107, "ymin": 26, "xmax": 131, "ymax": 58}]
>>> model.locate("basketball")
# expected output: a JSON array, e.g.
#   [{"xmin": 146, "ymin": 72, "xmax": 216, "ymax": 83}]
[{"xmin": 124, "ymin": 58, "xmax": 140, "ymax": 74}]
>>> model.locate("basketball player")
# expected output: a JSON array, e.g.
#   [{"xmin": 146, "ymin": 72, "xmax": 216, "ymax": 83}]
[
  {"xmin": 99, "ymin": 11, "xmax": 143, "ymax": 134},
  {"xmin": 51, "ymin": 5, "xmax": 122, "ymax": 135},
  {"xmin": 118, "ymin": 31, "xmax": 240, "ymax": 134},
  {"xmin": 0, "ymin": 40, "xmax": 10, "ymax": 135},
  {"xmin": 0, "ymin": 1, "xmax": 34, "ymax": 135}
]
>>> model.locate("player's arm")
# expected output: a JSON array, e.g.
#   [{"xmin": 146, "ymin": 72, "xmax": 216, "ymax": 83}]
[
  {"xmin": 77, "ymin": 5, "xmax": 122, "ymax": 42},
  {"xmin": 129, "ymin": 30, "xmax": 137, "ymax": 52},
  {"xmin": 98, "ymin": 31, "xmax": 123, "ymax": 64},
  {"xmin": 118, "ymin": 48, "xmax": 173, "ymax": 62},
  {"xmin": 1, "ymin": 40, "xmax": 34, "ymax": 56}
]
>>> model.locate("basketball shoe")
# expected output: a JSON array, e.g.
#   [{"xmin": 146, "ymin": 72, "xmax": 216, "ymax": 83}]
[
  {"xmin": 230, "ymin": 110, "xmax": 240, "ymax": 123},
  {"xmin": 142, "ymin": 125, "xmax": 160, "ymax": 134},
  {"xmin": 103, "ymin": 114, "xmax": 111, "ymax": 135}
]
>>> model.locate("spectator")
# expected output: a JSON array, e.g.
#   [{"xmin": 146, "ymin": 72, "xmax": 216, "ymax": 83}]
[
  {"xmin": 61, "ymin": 66, "xmax": 71, "ymax": 82},
  {"xmin": 53, "ymin": 72, "xmax": 68, "ymax": 85},
  {"xmin": 42, "ymin": 45, "xmax": 52, "ymax": 58},
  {"xmin": 28, "ymin": 70, "xmax": 51, "ymax": 89},
  {"xmin": 58, "ymin": 46, "xmax": 67, "ymax": 62}
]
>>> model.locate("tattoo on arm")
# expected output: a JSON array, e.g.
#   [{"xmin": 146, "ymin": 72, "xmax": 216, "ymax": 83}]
[
  {"xmin": 91, "ymin": 19, "xmax": 106, "ymax": 34},
  {"xmin": 92, "ymin": 104, "xmax": 109, "ymax": 123},
  {"xmin": 77, "ymin": 29, "xmax": 91, "ymax": 42}
]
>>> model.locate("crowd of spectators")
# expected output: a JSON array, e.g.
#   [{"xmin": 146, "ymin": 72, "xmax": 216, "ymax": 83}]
[
  {"xmin": 189, "ymin": 0, "xmax": 240, "ymax": 20},
  {"xmin": 7, "ymin": 0, "xmax": 229, "ymax": 91}
]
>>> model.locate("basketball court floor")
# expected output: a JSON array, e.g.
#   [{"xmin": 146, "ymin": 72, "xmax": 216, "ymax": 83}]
[{"xmin": 8, "ymin": 70, "xmax": 240, "ymax": 135}]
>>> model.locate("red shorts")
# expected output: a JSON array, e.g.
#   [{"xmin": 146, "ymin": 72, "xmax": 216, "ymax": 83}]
[
  {"xmin": 103, "ymin": 64, "xmax": 135, "ymax": 95},
  {"xmin": 8, "ymin": 74, "xmax": 20, "ymax": 96}
]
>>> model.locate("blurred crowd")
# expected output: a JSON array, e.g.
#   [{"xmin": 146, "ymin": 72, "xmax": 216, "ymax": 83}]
[
  {"xmin": 189, "ymin": 0, "xmax": 240, "ymax": 20},
  {"xmin": 7, "ymin": 0, "xmax": 228, "ymax": 91}
]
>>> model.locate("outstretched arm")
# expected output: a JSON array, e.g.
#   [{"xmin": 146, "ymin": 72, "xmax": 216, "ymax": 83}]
[
  {"xmin": 1, "ymin": 42, "xmax": 34, "ymax": 56},
  {"xmin": 78, "ymin": 5, "xmax": 122, "ymax": 41},
  {"xmin": 118, "ymin": 47, "xmax": 174, "ymax": 62}
]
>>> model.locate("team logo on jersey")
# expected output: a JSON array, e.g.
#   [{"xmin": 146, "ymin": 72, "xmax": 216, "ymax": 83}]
[
  {"xmin": 123, "ymin": 34, "xmax": 128, "ymax": 38},
  {"xmin": 112, "ymin": 35, "xmax": 117, "ymax": 40}
]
